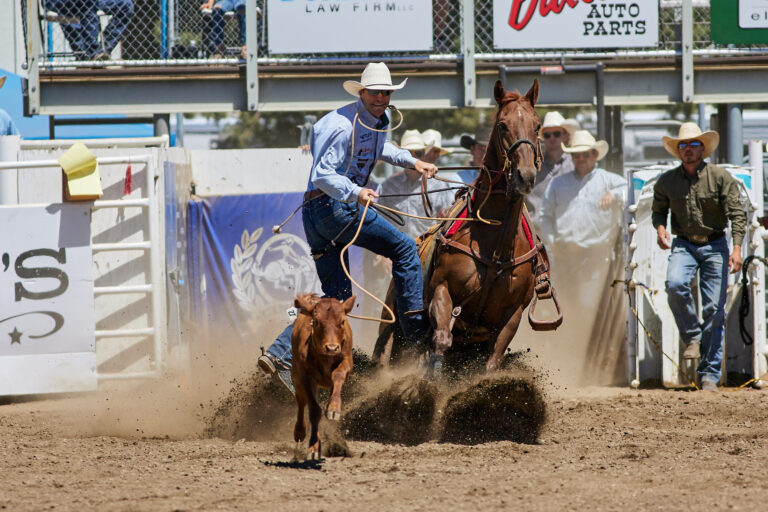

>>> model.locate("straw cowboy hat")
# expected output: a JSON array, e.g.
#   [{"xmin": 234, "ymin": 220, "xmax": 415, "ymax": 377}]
[
  {"xmin": 398, "ymin": 129, "xmax": 426, "ymax": 151},
  {"xmin": 562, "ymin": 130, "xmax": 609, "ymax": 160},
  {"xmin": 422, "ymin": 128, "xmax": 451, "ymax": 156},
  {"xmin": 460, "ymin": 126, "xmax": 492, "ymax": 150},
  {"xmin": 0, "ymin": 75, "xmax": 6, "ymax": 89},
  {"xmin": 540, "ymin": 111, "xmax": 575, "ymax": 138},
  {"xmin": 343, "ymin": 62, "xmax": 407, "ymax": 97},
  {"xmin": 662, "ymin": 122, "xmax": 719, "ymax": 159}
]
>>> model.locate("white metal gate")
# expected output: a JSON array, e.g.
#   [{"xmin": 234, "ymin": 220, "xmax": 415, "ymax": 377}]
[{"xmin": 0, "ymin": 140, "xmax": 168, "ymax": 394}]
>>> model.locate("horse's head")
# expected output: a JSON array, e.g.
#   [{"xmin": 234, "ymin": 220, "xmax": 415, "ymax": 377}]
[
  {"xmin": 488, "ymin": 80, "xmax": 541, "ymax": 197},
  {"xmin": 295, "ymin": 294, "xmax": 355, "ymax": 356}
]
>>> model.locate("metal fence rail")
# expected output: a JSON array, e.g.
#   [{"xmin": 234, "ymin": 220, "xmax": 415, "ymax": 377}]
[{"xmin": 27, "ymin": 0, "xmax": 768, "ymax": 70}]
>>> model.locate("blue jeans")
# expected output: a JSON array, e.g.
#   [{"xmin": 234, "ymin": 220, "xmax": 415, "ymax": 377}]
[
  {"xmin": 267, "ymin": 195, "xmax": 428, "ymax": 365},
  {"xmin": 666, "ymin": 236, "xmax": 729, "ymax": 383},
  {"xmin": 208, "ymin": 0, "xmax": 246, "ymax": 52},
  {"xmin": 47, "ymin": 0, "xmax": 133, "ymax": 57},
  {"xmin": 96, "ymin": 0, "xmax": 134, "ymax": 54}
]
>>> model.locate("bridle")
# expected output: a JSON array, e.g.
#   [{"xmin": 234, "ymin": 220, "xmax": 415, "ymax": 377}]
[{"xmin": 493, "ymin": 120, "xmax": 543, "ymax": 199}]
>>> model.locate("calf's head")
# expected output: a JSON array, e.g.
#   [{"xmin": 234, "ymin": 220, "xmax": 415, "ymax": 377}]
[{"xmin": 295, "ymin": 294, "xmax": 356, "ymax": 356}]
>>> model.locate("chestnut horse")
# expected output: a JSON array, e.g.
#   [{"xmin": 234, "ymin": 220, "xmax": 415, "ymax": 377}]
[{"xmin": 376, "ymin": 79, "xmax": 559, "ymax": 375}]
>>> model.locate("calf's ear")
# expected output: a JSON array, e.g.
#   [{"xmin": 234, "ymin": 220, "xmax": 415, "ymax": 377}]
[
  {"xmin": 295, "ymin": 293, "xmax": 317, "ymax": 314},
  {"xmin": 342, "ymin": 295, "xmax": 356, "ymax": 314}
]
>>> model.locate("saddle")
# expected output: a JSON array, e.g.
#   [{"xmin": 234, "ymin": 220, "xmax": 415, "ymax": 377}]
[{"xmin": 415, "ymin": 189, "xmax": 561, "ymax": 332}]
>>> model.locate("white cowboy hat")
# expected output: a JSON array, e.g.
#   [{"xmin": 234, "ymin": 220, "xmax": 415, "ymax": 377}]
[
  {"xmin": 343, "ymin": 62, "xmax": 407, "ymax": 97},
  {"xmin": 422, "ymin": 128, "xmax": 451, "ymax": 156},
  {"xmin": 561, "ymin": 130, "xmax": 609, "ymax": 160},
  {"xmin": 398, "ymin": 129, "xmax": 426, "ymax": 151},
  {"xmin": 460, "ymin": 126, "xmax": 492, "ymax": 150},
  {"xmin": 662, "ymin": 122, "xmax": 719, "ymax": 159},
  {"xmin": 562, "ymin": 118, "xmax": 581, "ymax": 134},
  {"xmin": 540, "ymin": 111, "xmax": 574, "ymax": 138}
]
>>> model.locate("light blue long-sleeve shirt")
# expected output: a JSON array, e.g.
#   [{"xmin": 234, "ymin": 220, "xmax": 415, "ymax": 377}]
[
  {"xmin": 307, "ymin": 99, "xmax": 417, "ymax": 202},
  {"xmin": 539, "ymin": 167, "xmax": 627, "ymax": 248}
]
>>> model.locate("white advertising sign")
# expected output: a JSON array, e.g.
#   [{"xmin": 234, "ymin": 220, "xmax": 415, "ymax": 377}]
[
  {"xmin": 493, "ymin": 0, "xmax": 659, "ymax": 50},
  {"xmin": 739, "ymin": 0, "xmax": 768, "ymax": 29},
  {"xmin": 0, "ymin": 204, "xmax": 95, "ymax": 395},
  {"xmin": 267, "ymin": 0, "xmax": 433, "ymax": 54}
]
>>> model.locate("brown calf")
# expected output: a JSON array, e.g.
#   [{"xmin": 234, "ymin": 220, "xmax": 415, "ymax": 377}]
[{"xmin": 291, "ymin": 293, "xmax": 355, "ymax": 459}]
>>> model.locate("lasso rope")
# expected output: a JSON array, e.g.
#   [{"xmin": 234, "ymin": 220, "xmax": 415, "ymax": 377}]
[
  {"xmin": 612, "ymin": 280, "xmax": 700, "ymax": 390},
  {"xmin": 340, "ymin": 198, "xmax": 396, "ymax": 324}
]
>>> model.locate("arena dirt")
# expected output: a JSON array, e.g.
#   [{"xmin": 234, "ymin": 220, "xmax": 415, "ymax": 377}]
[{"xmin": 1, "ymin": 347, "xmax": 768, "ymax": 511}]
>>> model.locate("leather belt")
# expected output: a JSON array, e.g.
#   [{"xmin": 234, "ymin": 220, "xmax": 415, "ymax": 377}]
[
  {"xmin": 304, "ymin": 189, "xmax": 325, "ymax": 201},
  {"xmin": 678, "ymin": 232, "xmax": 724, "ymax": 245}
]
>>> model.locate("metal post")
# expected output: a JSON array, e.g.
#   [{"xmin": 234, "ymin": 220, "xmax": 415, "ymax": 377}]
[
  {"xmin": 245, "ymin": 0, "xmax": 259, "ymax": 111},
  {"xmin": 0, "ymin": 136, "xmax": 21, "ymax": 205},
  {"xmin": 461, "ymin": 0, "xmax": 476, "ymax": 107},
  {"xmin": 25, "ymin": 0, "xmax": 41, "ymax": 115},
  {"xmin": 681, "ymin": 0, "xmax": 694, "ymax": 103},
  {"xmin": 175, "ymin": 113, "xmax": 184, "ymax": 147},
  {"xmin": 625, "ymin": 169, "xmax": 639, "ymax": 388},
  {"xmin": 153, "ymin": 114, "xmax": 171, "ymax": 138},
  {"xmin": 596, "ymin": 62, "xmax": 605, "ymax": 141},
  {"xmin": 168, "ymin": 0, "xmax": 176, "ymax": 57},
  {"xmin": 697, "ymin": 103, "xmax": 708, "ymax": 131},
  {"xmin": 748, "ymin": 140, "xmax": 766, "ymax": 387},
  {"xmin": 727, "ymin": 104, "xmax": 744, "ymax": 165}
]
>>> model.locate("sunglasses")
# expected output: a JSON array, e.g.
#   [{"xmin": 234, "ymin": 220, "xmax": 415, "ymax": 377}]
[
  {"xmin": 677, "ymin": 140, "xmax": 704, "ymax": 150},
  {"xmin": 542, "ymin": 130, "xmax": 563, "ymax": 139},
  {"xmin": 411, "ymin": 150, "xmax": 424, "ymax": 158},
  {"xmin": 366, "ymin": 89, "xmax": 392, "ymax": 97}
]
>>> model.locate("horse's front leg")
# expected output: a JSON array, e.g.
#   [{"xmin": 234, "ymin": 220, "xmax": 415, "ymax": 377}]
[
  {"xmin": 427, "ymin": 283, "xmax": 453, "ymax": 378},
  {"xmin": 486, "ymin": 306, "xmax": 523, "ymax": 372}
]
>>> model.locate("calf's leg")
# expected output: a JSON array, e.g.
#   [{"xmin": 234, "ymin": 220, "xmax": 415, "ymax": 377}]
[
  {"xmin": 307, "ymin": 383, "xmax": 323, "ymax": 460},
  {"xmin": 327, "ymin": 356, "xmax": 352, "ymax": 421},
  {"xmin": 293, "ymin": 379, "xmax": 307, "ymax": 443}
]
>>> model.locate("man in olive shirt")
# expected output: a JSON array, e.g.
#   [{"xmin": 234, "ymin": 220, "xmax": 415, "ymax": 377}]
[{"xmin": 652, "ymin": 123, "xmax": 745, "ymax": 392}]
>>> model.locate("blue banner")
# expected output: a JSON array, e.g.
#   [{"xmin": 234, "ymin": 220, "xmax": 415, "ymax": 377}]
[{"xmin": 187, "ymin": 193, "xmax": 364, "ymax": 339}]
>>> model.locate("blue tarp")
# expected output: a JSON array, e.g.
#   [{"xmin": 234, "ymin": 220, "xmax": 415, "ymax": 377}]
[{"xmin": 186, "ymin": 193, "xmax": 364, "ymax": 339}]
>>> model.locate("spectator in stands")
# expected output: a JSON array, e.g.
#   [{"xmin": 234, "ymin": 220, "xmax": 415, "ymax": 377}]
[
  {"xmin": 526, "ymin": 111, "xmax": 574, "ymax": 220},
  {"xmin": 0, "ymin": 76, "xmax": 20, "ymax": 136},
  {"xmin": 563, "ymin": 118, "xmax": 581, "ymax": 141},
  {"xmin": 256, "ymin": 63, "xmax": 438, "ymax": 394},
  {"xmin": 540, "ymin": 130, "xmax": 625, "ymax": 248},
  {"xmin": 539, "ymin": 130, "xmax": 626, "ymax": 320},
  {"xmin": 46, "ymin": 0, "xmax": 133, "ymax": 60},
  {"xmin": 652, "ymin": 123, "xmax": 745, "ymax": 392},
  {"xmin": 378, "ymin": 130, "xmax": 456, "ymax": 240},
  {"xmin": 200, "ymin": 0, "xmax": 246, "ymax": 59},
  {"xmin": 421, "ymin": 128, "xmax": 451, "ymax": 165},
  {"xmin": 457, "ymin": 126, "xmax": 491, "ymax": 184}
]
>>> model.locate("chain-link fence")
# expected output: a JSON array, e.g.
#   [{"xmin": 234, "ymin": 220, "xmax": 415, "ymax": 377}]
[{"xmin": 29, "ymin": 0, "xmax": 767, "ymax": 68}]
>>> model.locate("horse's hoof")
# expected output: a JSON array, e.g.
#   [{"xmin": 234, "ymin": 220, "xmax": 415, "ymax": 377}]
[
  {"xmin": 326, "ymin": 409, "xmax": 341, "ymax": 421},
  {"xmin": 426, "ymin": 354, "xmax": 444, "ymax": 380}
]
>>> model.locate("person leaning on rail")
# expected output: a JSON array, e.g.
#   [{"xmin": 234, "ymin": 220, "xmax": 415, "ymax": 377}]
[
  {"xmin": 652, "ymin": 123, "xmax": 746, "ymax": 393},
  {"xmin": 256, "ymin": 63, "xmax": 438, "ymax": 395}
]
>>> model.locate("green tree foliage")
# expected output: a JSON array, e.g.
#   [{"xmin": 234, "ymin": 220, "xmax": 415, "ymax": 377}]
[
  {"xmin": 216, "ymin": 111, "xmax": 324, "ymax": 149},
  {"xmin": 216, "ymin": 107, "xmax": 496, "ymax": 148}
]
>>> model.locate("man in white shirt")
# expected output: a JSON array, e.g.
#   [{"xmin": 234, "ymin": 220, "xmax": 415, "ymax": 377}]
[{"xmin": 539, "ymin": 130, "xmax": 627, "ymax": 382}]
